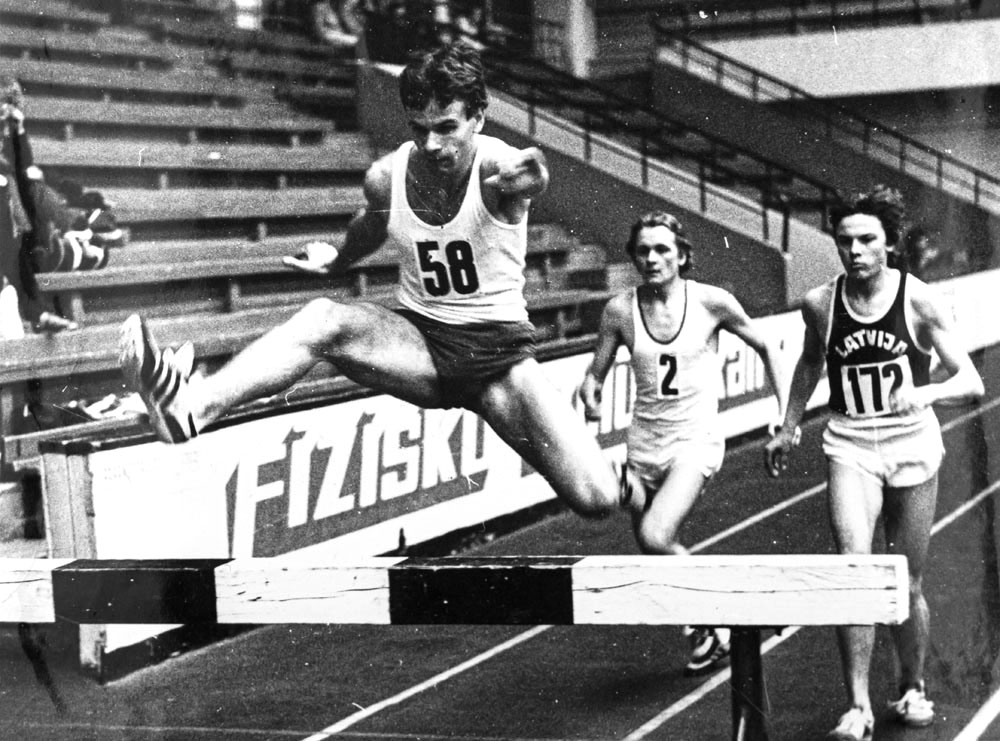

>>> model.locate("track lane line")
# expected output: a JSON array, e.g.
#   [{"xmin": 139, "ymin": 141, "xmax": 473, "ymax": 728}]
[
  {"xmin": 954, "ymin": 686, "xmax": 1000, "ymax": 741},
  {"xmin": 296, "ymin": 398, "xmax": 1000, "ymax": 741},
  {"xmin": 619, "ymin": 628, "xmax": 802, "ymax": 741},
  {"xmin": 623, "ymin": 400, "xmax": 1000, "ymax": 740},
  {"xmin": 299, "ymin": 626, "xmax": 551, "ymax": 740}
]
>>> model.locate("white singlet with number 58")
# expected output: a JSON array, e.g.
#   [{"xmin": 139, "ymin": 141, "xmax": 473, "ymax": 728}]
[{"xmin": 387, "ymin": 136, "xmax": 528, "ymax": 325}]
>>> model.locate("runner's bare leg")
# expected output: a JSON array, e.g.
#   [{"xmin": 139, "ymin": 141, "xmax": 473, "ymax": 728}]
[
  {"xmin": 828, "ymin": 460, "xmax": 884, "ymax": 714},
  {"xmin": 473, "ymin": 359, "xmax": 619, "ymax": 517},
  {"xmin": 883, "ymin": 476, "xmax": 937, "ymax": 690},
  {"xmin": 190, "ymin": 298, "xmax": 444, "ymax": 428}
]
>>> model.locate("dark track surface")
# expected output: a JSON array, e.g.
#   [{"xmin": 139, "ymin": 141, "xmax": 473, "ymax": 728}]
[{"xmin": 2, "ymin": 347, "xmax": 999, "ymax": 741}]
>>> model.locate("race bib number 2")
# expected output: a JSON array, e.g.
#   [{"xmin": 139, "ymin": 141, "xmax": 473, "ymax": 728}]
[
  {"xmin": 840, "ymin": 358, "xmax": 912, "ymax": 417},
  {"xmin": 657, "ymin": 353, "xmax": 678, "ymax": 398}
]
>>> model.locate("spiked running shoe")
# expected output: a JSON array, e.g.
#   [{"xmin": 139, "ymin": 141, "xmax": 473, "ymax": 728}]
[
  {"xmin": 119, "ymin": 314, "xmax": 198, "ymax": 443},
  {"xmin": 828, "ymin": 707, "xmax": 874, "ymax": 741},
  {"xmin": 683, "ymin": 626, "xmax": 731, "ymax": 676},
  {"xmin": 889, "ymin": 683, "xmax": 935, "ymax": 727}
]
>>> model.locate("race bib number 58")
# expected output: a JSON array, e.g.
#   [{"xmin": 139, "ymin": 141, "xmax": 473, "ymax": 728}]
[{"xmin": 417, "ymin": 240, "xmax": 481, "ymax": 296}]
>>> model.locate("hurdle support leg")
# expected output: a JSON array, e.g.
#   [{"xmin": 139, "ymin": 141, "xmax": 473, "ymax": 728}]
[{"xmin": 729, "ymin": 627, "xmax": 770, "ymax": 741}]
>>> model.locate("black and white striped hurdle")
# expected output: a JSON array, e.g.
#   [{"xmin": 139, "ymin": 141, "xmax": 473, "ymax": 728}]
[{"xmin": 2, "ymin": 554, "xmax": 908, "ymax": 741}]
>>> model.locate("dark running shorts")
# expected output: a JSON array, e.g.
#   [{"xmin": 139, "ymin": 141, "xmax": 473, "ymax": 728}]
[{"xmin": 396, "ymin": 309, "xmax": 537, "ymax": 408}]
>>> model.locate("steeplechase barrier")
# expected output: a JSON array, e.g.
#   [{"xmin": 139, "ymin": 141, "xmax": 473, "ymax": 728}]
[{"xmin": 2, "ymin": 554, "xmax": 908, "ymax": 741}]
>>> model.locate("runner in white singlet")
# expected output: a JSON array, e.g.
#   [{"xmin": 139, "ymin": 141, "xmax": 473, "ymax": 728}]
[
  {"xmin": 120, "ymin": 40, "xmax": 622, "ymax": 521},
  {"xmin": 579, "ymin": 211, "xmax": 790, "ymax": 675},
  {"xmin": 388, "ymin": 134, "xmax": 529, "ymax": 325}
]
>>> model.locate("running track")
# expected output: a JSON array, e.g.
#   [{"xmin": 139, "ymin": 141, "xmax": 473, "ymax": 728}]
[{"xmin": 2, "ymin": 346, "xmax": 998, "ymax": 740}]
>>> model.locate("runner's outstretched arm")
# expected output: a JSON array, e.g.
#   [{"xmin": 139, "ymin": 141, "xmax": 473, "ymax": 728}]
[{"xmin": 283, "ymin": 158, "xmax": 391, "ymax": 275}]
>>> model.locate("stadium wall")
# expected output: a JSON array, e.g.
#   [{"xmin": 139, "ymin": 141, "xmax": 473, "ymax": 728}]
[{"xmin": 651, "ymin": 58, "xmax": 1000, "ymax": 277}]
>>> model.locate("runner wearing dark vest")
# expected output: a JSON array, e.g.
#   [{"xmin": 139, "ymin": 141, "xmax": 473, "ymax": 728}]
[{"xmin": 765, "ymin": 185, "xmax": 984, "ymax": 740}]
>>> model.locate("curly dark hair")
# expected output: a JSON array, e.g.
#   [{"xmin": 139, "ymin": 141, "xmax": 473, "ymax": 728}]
[
  {"xmin": 624, "ymin": 211, "xmax": 694, "ymax": 275},
  {"xmin": 399, "ymin": 40, "xmax": 487, "ymax": 118},
  {"xmin": 828, "ymin": 184, "xmax": 906, "ymax": 247}
]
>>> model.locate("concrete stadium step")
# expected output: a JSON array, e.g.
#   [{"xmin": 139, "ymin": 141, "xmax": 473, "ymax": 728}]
[
  {"xmin": 109, "ymin": 0, "xmax": 220, "ymax": 25},
  {"xmin": 0, "ymin": 25, "xmax": 174, "ymax": 71},
  {"xmin": 105, "ymin": 185, "xmax": 366, "ymax": 223},
  {"xmin": 27, "ymin": 98, "xmax": 339, "ymax": 145},
  {"xmin": 140, "ymin": 15, "xmax": 357, "ymax": 61},
  {"xmin": 0, "ymin": 0, "xmax": 110, "ymax": 32},
  {"xmin": 32, "ymin": 132, "xmax": 375, "ymax": 178},
  {"xmin": 218, "ymin": 50, "xmax": 357, "ymax": 87},
  {"xmin": 6, "ymin": 57, "xmax": 293, "ymax": 109}
]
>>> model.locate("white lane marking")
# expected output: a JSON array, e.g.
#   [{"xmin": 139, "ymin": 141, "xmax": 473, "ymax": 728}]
[
  {"xmin": 300, "ymin": 626, "xmax": 551, "ymax": 740},
  {"xmin": 620, "ymin": 628, "xmax": 802, "ymax": 741},
  {"xmin": 624, "ymin": 400, "xmax": 1000, "ymax": 740},
  {"xmin": 954, "ymin": 684, "xmax": 1000, "ymax": 741},
  {"xmin": 931, "ymin": 479, "xmax": 1000, "ymax": 536},
  {"xmin": 299, "ymin": 398, "xmax": 1000, "ymax": 740}
]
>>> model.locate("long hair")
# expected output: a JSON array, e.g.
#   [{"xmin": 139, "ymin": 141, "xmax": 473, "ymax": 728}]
[
  {"xmin": 398, "ymin": 40, "xmax": 488, "ymax": 117},
  {"xmin": 828, "ymin": 184, "xmax": 906, "ymax": 248},
  {"xmin": 624, "ymin": 211, "xmax": 694, "ymax": 274}
]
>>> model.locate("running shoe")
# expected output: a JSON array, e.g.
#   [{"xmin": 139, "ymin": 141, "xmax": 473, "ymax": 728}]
[
  {"xmin": 828, "ymin": 706, "xmax": 874, "ymax": 741},
  {"xmin": 683, "ymin": 626, "xmax": 731, "ymax": 676},
  {"xmin": 119, "ymin": 314, "xmax": 198, "ymax": 443},
  {"xmin": 888, "ymin": 682, "xmax": 934, "ymax": 727}
]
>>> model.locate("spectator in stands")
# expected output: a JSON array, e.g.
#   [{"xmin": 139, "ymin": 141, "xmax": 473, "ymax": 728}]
[
  {"xmin": 0, "ymin": 75, "xmax": 76, "ymax": 333},
  {"xmin": 1, "ymin": 76, "xmax": 125, "ymax": 333},
  {"xmin": 765, "ymin": 185, "xmax": 984, "ymax": 739},
  {"xmin": 120, "ymin": 40, "xmax": 624, "ymax": 520},
  {"xmin": 578, "ymin": 210, "xmax": 792, "ymax": 676}
]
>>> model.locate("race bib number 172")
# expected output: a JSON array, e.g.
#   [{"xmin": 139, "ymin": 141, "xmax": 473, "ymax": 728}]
[{"xmin": 839, "ymin": 358, "xmax": 912, "ymax": 417}]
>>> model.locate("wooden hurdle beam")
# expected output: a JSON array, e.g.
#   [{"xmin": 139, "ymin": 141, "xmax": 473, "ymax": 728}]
[{"xmin": 1, "ymin": 554, "xmax": 908, "ymax": 741}]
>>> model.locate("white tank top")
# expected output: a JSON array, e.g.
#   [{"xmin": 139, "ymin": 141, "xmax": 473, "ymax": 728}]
[
  {"xmin": 386, "ymin": 135, "xmax": 529, "ymax": 324},
  {"xmin": 629, "ymin": 282, "xmax": 721, "ymax": 433}
]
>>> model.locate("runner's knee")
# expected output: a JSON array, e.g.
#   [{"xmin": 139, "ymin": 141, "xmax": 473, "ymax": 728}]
[
  {"xmin": 565, "ymin": 478, "xmax": 617, "ymax": 519},
  {"xmin": 290, "ymin": 297, "xmax": 348, "ymax": 347},
  {"xmin": 635, "ymin": 519, "xmax": 678, "ymax": 555}
]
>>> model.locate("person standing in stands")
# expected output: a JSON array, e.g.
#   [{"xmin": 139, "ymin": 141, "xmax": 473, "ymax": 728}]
[
  {"xmin": 578, "ymin": 211, "xmax": 791, "ymax": 675},
  {"xmin": 765, "ymin": 185, "xmax": 983, "ymax": 739},
  {"xmin": 120, "ymin": 39, "xmax": 623, "ymax": 519}
]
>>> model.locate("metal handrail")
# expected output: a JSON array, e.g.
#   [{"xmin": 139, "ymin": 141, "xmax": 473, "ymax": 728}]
[
  {"xmin": 477, "ymin": 45, "xmax": 835, "ymax": 249},
  {"xmin": 362, "ymin": 11, "xmax": 850, "ymax": 249},
  {"xmin": 651, "ymin": 18, "xmax": 1000, "ymax": 212}
]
